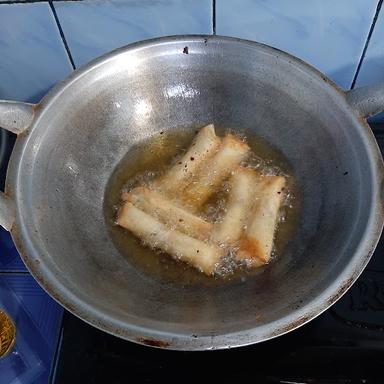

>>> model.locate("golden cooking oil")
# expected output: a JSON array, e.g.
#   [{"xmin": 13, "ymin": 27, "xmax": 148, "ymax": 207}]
[{"xmin": 104, "ymin": 126, "xmax": 300, "ymax": 285}]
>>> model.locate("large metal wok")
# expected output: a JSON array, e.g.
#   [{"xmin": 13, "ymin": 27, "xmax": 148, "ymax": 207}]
[{"xmin": 0, "ymin": 36, "xmax": 383, "ymax": 350}]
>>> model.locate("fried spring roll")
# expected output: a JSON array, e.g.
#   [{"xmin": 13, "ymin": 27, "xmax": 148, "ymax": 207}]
[
  {"xmin": 183, "ymin": 134, "xmax": 250, "ymax": 208},
  {"xmin": 117, "ymin": 202, "xmax": 222, "ymax": 274},
  {"xmin": 122, "ymin": 187, "xmax": 213, "ymax": 240},
  {"xmin": 155, "ymin": 124, "xmax": 221, "ymax": 192},
  {"xmin": 236, "ymin": 176, "xmax": 286, "ymax": 266},
  {"xmin": 212, "ymin": 167, "xmax": 259, "ymax": 245}
]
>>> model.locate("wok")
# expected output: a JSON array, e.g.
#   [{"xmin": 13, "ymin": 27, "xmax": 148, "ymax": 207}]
[{"xmin": 0, "ymin": 36, "xmax": 383, "ymax": 350}]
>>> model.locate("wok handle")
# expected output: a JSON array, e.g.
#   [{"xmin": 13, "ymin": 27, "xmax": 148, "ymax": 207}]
[
  {"xmin": 346, "ymin": 82, "xmax": 384, "ymax": 118},
  {"xmin": 0, "ymin": 100, "xmax": 35, "ymax": 231}
]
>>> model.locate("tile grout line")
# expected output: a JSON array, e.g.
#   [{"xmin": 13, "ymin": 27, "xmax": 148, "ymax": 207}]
[
  {"xmin": 0, "ymin": 0, "xmax": 47, "ymax": 3},
  {"xmin": 49, "ymin": 314, "xmax": 65, "ymax": 384},
  {"xmin": 0, "ymin": 0, "xmax": 84, "ymax": 4},
  {"xmin": 212, "ymin": 0, "xmax": 216, "ymax": 35},
  {"xmin": 350, "ymin": 0, "xmax": 383, "ymax": 89},
  {"xmin": 48, "ymin": 1, "xmax": 76, "ymax": 70}
]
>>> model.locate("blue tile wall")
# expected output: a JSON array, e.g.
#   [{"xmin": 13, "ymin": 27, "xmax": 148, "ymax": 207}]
[
  {"xmin": 0, "ymin": 1, "xmax": 384, "ymax": 382},
  {"xmin": 216, "ymin": 0, "xmax": 378, "ymax": 90},
  {"xmin": 354, "ymin": 5, "xmax": 384, "ymax": 122},
  {"xmin": 54, "ymin": 0, "xmax": 212, "ymax": 67},
  {"xmin": 0, "ymin": 2, "xmax": 73, "ymax": 271},
  {"xmin": 356, "ymin": 8, "xmax": 384, "ymax": 87},
  {"xmin": 0, "ymin": 4, "xmax": 69, "ymax": 382},
  {"xmin": 0, "ymin": 3, "xmax": 72, "ymax": 103}
]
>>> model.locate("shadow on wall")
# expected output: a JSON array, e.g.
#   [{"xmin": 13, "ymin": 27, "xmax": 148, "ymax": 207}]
[
  {"xmin": 356, "ymin": 56, "xmax": 384, "ymax": 85},
  {"xmin": 327, "ymin": 62, "xmax": 359, "ymax": 91},
  {"xmin": 327, "ymin": 63, "xmax": 357, "ymax": 91}
]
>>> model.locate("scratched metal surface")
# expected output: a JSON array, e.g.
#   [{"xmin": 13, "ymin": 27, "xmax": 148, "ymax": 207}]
[
  {"xmin": 54, "ymin": 244, "xmax": 384, "ymax": 384},
  {"xmin": 4, "ymin": 36, "xmax": 383, "ymax": 350},
  {"xmin": 0, "ymin": 130, "xmax": 63, "ymax": 384},
  {"xmin": 52, "ymin": 129, "xmax": 384, "ymax": 383}
]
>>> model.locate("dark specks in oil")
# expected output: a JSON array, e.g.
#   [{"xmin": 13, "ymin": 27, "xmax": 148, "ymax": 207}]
[{"xmin": 104, "ymin": 126, "xmax": 300, "ymax": 286}]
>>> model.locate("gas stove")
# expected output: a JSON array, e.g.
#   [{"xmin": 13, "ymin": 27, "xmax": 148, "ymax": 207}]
[{"xmin": 1, "ymin": 126, "xmax": 384, "ymax": 384}]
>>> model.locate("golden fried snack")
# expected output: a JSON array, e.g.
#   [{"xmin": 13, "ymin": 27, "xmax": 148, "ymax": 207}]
[
  {"xmin": 122, "ymin": 186, "xmax": 213, "ymax": 241},
  {"xmin": 236, "ymin": 176, "xmax": 286, "ymax": 266},
  {"xmin": 182, "ymin": 134, "xmax": 250, "ymax": 208},
  {"xmin": 117, "ymin": 202, "xmax": 223, "ymax": 275},
  {"xmin": 212, "ymin": 167, "xmax": 259, "ymax": 245},
  {"xmin": 155, "ymin": 124, "xmax": 221, "ymax": 193}
]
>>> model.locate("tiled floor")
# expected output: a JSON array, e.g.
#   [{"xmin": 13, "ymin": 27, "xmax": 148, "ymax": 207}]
[
  {"xmin": 0, "ymin": 132, "xmax": 26, "ymax": 273},
  {"xmin": 0, "ymin": 228, "xmax": 26, "ymax": 272},
  {"xmin": 0, "ymin": 274, "xmax": 63, "ymax": 384},
  {"xmin": 0, "ymin": 130, "xmax": 63, "ymax": 384}
]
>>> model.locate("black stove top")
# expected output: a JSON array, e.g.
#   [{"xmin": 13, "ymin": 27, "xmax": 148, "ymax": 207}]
[
  {"xmin": 53, "ymin": 234, "xmax": 384, "ymax": 384},
  {"xmin": 6, "ymin": 127, "xmax": 384, "ymax": 384}
]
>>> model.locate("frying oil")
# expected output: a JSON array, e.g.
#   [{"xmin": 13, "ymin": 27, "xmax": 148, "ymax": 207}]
[{"xmin": 104, "ymin": 127, "xmax": 300, "ymax": 285}]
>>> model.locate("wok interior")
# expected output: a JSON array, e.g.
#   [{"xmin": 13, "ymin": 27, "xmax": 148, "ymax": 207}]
[{"xmin": 19, "ymin": 39, "xmax": 373, "ymax": 337}]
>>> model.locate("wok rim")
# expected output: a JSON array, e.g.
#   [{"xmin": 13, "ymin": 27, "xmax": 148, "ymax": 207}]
[{"xmin": 7, "ymin": 35, "xmax": 384, "ymax": 350}]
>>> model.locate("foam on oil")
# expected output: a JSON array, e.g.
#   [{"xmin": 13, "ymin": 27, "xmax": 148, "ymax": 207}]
[{"xmin": 104, "ymin": 127, "xmax": 300, "ymax": 286}]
